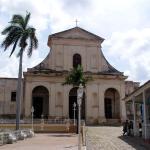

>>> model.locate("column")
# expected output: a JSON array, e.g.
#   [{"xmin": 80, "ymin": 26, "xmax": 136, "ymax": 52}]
[
  {"xmin": 98, "ymin": 85, "xmax": 106, "ymax": 123},
  {"xmin": 24, "ymin": 82, "xmax": 32, "ymax": 118},
  {"xmin": 63, "ymin": 85, "xmax": 70, "ymax": 117},
  {"xmin": 132, "ymin": 96, "xmax": 137, "ymax": 136},
  {"xmin": 86, "ymin": 85, "xmax": 92, "ymax": 123},
  {"xmin": 48, "ymin": 87, "xmax": 51, "ymax": 117},
  {"xmin": 49, "ymin": 84, "xmax": 56, "ymax": 117},
  {"xmin": 120, "ymin": 85, "xmax": 127, "ymax": 122},
  {"xmin": 120, "ymin": 100, "xmax": 127, "ymax": 122},
  {"xmin": 143, "ymin": 91, "xmax": 147, "ymax": 139}
]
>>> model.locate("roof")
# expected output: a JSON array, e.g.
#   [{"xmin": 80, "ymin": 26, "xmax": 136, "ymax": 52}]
[
  {"xmin": 48, "ymin": 26, "xmax": 105, "ymax": 42},
  {"xmin": 0, "ymin": 77, "xmax": 18, "ymax": 80},
  {"xmin": 101, "ymin": 51, "xmax": 123, "ymax": 75},
  {"xmin": 123, "ymin": 80, "xmax": 150, "ymax": 101}
]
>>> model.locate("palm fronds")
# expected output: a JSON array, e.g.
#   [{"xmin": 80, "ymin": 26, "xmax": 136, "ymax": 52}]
[{"xmin": 63, "ymin": 65, "xmax": 92, "ymax": 87}]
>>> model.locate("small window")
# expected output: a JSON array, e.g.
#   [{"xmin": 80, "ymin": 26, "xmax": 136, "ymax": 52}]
[
  {"xmin": 11, "ymin": 92, "xmax": 16, "ymax": 102},
  {"xmin": 73, "ymin": 53, "xmax": 81, "ymax": 68}
]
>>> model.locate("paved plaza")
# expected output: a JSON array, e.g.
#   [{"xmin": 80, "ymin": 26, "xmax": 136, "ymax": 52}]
[
  {"xmin": 0, "ymin": 127, "xmax": 150, "ymax": 150},
  {"xmin": 0, "ymin": 133, "xmax": 80, "ymax": 150},
  {"xmin": 86, "ymin": 126, "xmax": 150, "ymax": 150}
]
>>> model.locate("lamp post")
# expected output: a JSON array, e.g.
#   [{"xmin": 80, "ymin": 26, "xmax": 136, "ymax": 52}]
[
  {"xmin": 77, "ymin": 84, "xmax": 84, "ymax": 150},
  {"xmin": 41, "ymin": 114, "xmax": 44, "ymax": 131},
  {"xmin": 31, "ymin": 106, "xmax": 34, "ymax": 131},
  {"xmin": 73, "ymin": 102, "xmax": 76, "ymax": 126}
]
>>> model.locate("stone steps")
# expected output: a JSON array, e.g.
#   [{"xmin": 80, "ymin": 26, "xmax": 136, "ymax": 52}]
[{"xmin": 99, "ymin": 119, "xmax": 122, "ymax": 126}]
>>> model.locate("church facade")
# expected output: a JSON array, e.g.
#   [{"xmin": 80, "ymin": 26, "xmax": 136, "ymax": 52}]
[{"xmin": 0, "ymin": 27, "xmax": 139, "ymax": 124}]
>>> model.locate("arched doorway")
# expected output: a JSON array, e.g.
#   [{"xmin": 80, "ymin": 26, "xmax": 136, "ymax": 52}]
[
  {"xmin": 69, "ymin": 87, "xmax": 85, "ymax": 120},
  {"xmin": 104, "ymin": 88, "xmax": 120, "ymax": 119},
  {"xmin": 32, "ymin": 86, "xmax": 49, "ymax": 118}
]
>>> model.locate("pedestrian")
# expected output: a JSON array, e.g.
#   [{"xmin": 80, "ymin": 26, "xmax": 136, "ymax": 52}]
[
  {"xmin": 66, "ymin": 119, "xmax": 70, "ymax": 132},
  {"xmin": 128, "ymin": 120, "xmax": 133, "ymax": 136},
  {"xmin": 139, "ymin": 122, "xmax": 142, "ymax": 137},
  {"xmin": 123, "ymin": 120, "xmax": 129, "ymax": 136}
]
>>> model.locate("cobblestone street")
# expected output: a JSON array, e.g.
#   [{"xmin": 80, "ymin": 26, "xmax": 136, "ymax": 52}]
[{"xmin": 86, "ymin": 126, "xmax": 150, "ymax": 150}]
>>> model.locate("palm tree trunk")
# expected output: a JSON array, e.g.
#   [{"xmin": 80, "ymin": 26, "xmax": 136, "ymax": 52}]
[{"xmin": 16, "ymin": 49, "xmax": 23, "ymax": 130}]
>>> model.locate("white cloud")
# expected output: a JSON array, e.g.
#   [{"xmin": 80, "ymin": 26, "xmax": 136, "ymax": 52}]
[
  {"xmin": 103, "ymin": 28, "xmax": 150, "ymax": 83},
  {"xmin": 0, "ymin": 52, "xmax": 18, "ymax": 77}
]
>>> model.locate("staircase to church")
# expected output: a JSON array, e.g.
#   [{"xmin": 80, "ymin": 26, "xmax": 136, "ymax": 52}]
[
  {"xmin": 0, "ymin": 119, "xmax": 78, "ymax": 133},
  {"xmin": 100, "ymin": 119, "xmax": 122, "ymax": 126}
]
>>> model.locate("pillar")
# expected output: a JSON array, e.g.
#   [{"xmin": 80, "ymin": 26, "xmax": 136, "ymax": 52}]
[
  {"xmin": 63, "ymin": 85, "xmax": 70, "ymax": 117},
  {"xmin": 143, "ymin": 90, "xmax": 147, "ymax": 139},
  {"xmin": 98, "ymin": 86, "xmax": 106, "ymax": 123},
  {"xmin": 24, "ymin": 82, "xmax": 32, "ymax": 118},
  {"xmin": 132, "ymin": 96, "xmax": 137, "ymax": 136},
  {"xmin": 49, "ymin": 84, "xmax": 56, "ymax": 117}
]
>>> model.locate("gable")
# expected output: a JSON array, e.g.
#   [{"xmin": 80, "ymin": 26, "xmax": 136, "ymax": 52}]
[
  {"xmin": 48, "ymin": 27, "xmax": 104, "ymax": 41},
  {"xmin": 27, "ymin": 26, "xmax": 124, "ymax": 77}
]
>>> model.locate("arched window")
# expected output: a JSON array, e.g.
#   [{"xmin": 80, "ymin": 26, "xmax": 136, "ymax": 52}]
[{"xmin": 73, "ymin": 54, "xmax": 81, "ymax": 68}]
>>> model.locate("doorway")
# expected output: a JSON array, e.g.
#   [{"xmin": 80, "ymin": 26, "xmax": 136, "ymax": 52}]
[
  {"xmin": 69, "ymin": 87, "xmax": 85, "ymax": 120},
  {"xmin": 32, "ymin": 86, "xmax": 49, "ymax": 119},
  {"xmin": 104, "ymin": 88, "xmax": 120, "ymax": 119},
  {"xmin": 105, "ymin": 98, "xmax": 112, "ymax": 118},
  {"xmin": 33, "ymin": 97, "xmax": 43, "ymax": 118}
]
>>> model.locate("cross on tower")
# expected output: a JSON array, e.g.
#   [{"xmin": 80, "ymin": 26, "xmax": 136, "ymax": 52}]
[{"xmin": 75, "ymin": 19, "xmax": 79, "ymax": 27}]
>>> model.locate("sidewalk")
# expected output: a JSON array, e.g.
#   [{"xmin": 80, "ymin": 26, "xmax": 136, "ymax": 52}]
[{"xmin": 0, "ymin": 133, "xmax": 86, "ymax": 150}]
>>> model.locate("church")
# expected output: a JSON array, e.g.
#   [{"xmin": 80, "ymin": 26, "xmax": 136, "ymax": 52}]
[{"xmin": 0, "ymin": 26, "xmax": 139, "ymax": 124}]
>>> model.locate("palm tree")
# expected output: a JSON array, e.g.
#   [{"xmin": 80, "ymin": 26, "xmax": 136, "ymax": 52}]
[
  {"xmin": 1, "ymin": 12, "xmax": 38, "ymax": 130},
  {"xmin": 63, "ymin": 65, "xmax": 92, "ymax": 134},
  {"xmin": 63, "ymin": 65, "xmax": 92, "ymax": 87}
]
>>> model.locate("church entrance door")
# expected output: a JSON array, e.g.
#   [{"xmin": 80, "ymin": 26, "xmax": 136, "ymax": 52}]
[
  {"xmin": 105, "ymin": 98, "xmax": 112, "ymax": 118},
  {"xmin": 69, "ymin": 87, "xmax": 85, "ymax": 120},
  {"xmin": 104, "ymin": 88, "xmax": 120, "ymax": 119},
  {"xmin": 33, "ymin": 97, "xmax": 43, "ymax": 118},
  {"xmin": 32, "ymin": 86, "xmax": 49, "ymax": 119}
]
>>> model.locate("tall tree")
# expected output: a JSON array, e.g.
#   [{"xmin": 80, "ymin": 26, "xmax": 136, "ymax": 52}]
[
  {"xmin": 63, "ymin": 65, "xmax": 92, "ymax": 134},
  {"xmin": 63, "ymin": 65, "xmax": 92, "ymax": 87},
  {"xmin": 1, "ymin": 12, "xmax": 38, "ymax": 130}
]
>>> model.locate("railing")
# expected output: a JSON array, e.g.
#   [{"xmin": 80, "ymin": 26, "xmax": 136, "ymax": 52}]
[
  {"xmin": 0, "ymin": 119, "xmax": 85, "ymax": 125},
  {"xmin": 0, "ymin": 132, "xmax": 11, "ymax": 145}
]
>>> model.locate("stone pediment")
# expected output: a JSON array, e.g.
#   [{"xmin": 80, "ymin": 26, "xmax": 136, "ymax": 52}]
[
  {"xmin": 27, "ymin": 26, "xmax": 124, "ymax": 76},
  {"xmin": 49, "ymin": 27, "xmax": 104, "ymax": 41}
]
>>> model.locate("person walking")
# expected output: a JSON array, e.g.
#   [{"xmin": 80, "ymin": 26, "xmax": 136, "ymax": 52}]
[
  {"xmin": 123, "ymin": 120, "xmax": 129, "ymax": 136},
  {"xmin": 139, "ymin": 122, "xmax": 142, "ymax": 137},
  {"xmin": 128, "ymin": 120, "xmax": 133, "ymax": 136}
]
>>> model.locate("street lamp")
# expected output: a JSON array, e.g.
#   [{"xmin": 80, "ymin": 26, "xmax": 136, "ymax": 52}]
[
  {"xmin": 77, "ymin": 83, "xmax": 84, "ymax": 150},
  {"xmin": 73, "ymin": 102, "xmax": 77, "ymax": 126},
  {"xmin": 31, "ymin": 106, "xmax": 34, "ymax": 131},
  {"xmin": 41, "ymin": 114, "xmax": 44, "ymax": 131}
]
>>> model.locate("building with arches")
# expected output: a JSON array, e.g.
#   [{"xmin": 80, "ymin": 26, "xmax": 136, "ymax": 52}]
[{"xmin": 0, "ymin": 27, "xmax": 139, "ymax": 124}]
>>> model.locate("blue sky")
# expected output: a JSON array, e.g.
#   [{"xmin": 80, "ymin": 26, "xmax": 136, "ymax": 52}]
[{"xmin": 0, "ymin": 0, "xmax": 150, "ymax": 84}]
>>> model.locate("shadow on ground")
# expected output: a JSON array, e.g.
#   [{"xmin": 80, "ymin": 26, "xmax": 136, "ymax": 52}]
[
  {"xmin": 64, "ymin": 145, "xmax": 77, "ymax": 149},
  {"xmin": 118, "ymin": 135, "xmax": 150, "ymax": 150}
]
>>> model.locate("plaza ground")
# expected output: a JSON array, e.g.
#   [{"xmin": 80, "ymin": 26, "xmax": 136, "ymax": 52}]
[
  {"xmin": 0, "ymin": 126, "xmax": 150, "ymax": 150},
  {"xmin": 87, "ymin": 126, "xmax": 150, "ymax": 150},
  {"xmin": 0, "ymin": 133, "xmax": 80, "ymax": 150}
]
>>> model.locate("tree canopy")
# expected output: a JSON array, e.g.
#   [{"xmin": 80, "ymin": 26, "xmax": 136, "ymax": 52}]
[
  {"xmin": 1, "ymin": 12, "xmax": 38, "ymax": 57},
  {"xmin": 63, "ymin": 65, "xmax": 92, "ymax": 87}
]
